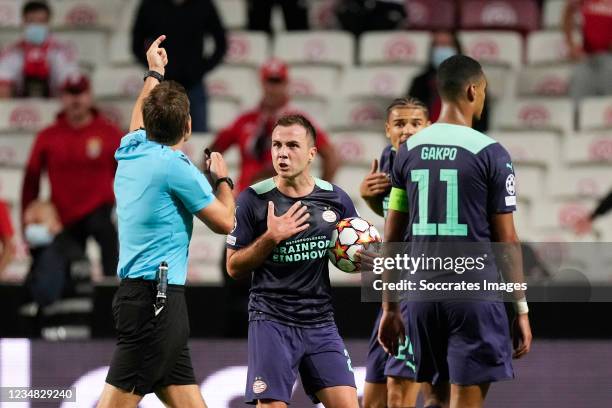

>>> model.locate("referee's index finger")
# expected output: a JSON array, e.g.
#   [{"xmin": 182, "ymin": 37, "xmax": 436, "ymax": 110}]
[{"xmin": 152, "ymin": 35, "xmax": 166, "ymax": 47}]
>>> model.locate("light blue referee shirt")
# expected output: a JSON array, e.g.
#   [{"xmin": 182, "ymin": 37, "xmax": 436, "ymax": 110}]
[{"xmin": 114, "ymin": 129, "xmax": 214, "ymax": 284}]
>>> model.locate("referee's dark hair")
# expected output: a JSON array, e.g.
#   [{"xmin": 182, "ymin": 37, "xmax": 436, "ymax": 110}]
[
  {"xmin": 143, "ymin": 81, "xmax": 190, "ymax": 146},
  {"xmin": 23, "ymin": 1, "xmax": 51, "ymax": 18},
  {"xmin": 437, "ymin": 55, "xmax": 484, "ymax": 102},
  {"xmin": 275, "ymin": 114, "xmax": 317, "ymax": 146}
]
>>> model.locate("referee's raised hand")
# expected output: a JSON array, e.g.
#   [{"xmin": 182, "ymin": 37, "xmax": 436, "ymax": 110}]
[{"xmin": 146, "ymin": 35, "xmax": 168, "ymax": 76}]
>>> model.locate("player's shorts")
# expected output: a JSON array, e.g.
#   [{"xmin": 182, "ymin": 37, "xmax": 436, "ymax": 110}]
[
  {"xmin": 365, "ymin": 305, "xmax": 417, "ymax": 383},
  {"xmin": 408, "ymin": 301, "xmax": 513, "ymax": 385},
  {"xmin": 105, "ymin": 278, "xmax": 196, "ymax": 395},
  {"xmin": 245, "ymin": 318, "xmax": 356, "ymax": 404}
]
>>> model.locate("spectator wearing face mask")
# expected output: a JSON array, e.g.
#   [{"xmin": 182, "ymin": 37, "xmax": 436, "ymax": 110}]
[
  {"xmin": 0, "ymin": 1, "xmax": 79, "ymax": 98},
  {"xmin": 407, "ymin": 30, "xmax": 489, "ymax": 132}
]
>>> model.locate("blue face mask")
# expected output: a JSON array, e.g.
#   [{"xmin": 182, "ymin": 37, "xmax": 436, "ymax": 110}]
[
  {"xmin": 25, "ymin": 224, "xmax": 54, "ymax": 247},
  {"xmin": 24, "ymin": 24, "xmax": 48, "ymax": 45},
  {"xmin": 432, "ymin": 46, "xmax": 457, "ymax": 69}
]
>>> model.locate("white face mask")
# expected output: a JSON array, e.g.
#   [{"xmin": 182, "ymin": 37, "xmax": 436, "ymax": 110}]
[
  {"xmin": 25, "ymin": 223, "xmax": 54, "ymax": 247},
  {"xmin": 24, "ymin": 23, "xmax": 49, "ymax": 45},
  {"xmin": 431, "ymin": 46, "xmax": 457, "ymax": 69}
]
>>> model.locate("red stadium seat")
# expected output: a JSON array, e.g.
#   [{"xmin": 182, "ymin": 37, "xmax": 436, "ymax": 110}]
[
  {"xmin": 459, "ymin": 0, "xmax": 540, "ymax": 33},
  {"xmin": 405, "ymin": 0, "xmax": 456, "ymax": 30}
]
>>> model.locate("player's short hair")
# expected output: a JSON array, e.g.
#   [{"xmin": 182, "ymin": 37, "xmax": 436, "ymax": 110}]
[
  {"xmin": 143, "ymin": 81, "xmax": 190, "ymax": 146},
  {"xmin": 437, "ymin": 55, "xmax": 484, "ymax": 102},
  {"xmin": 23, "ymin": 1, "xmax": 51, "ymax": 18},
  {"xmin": 274, "ymin": 114, "xmax": 317, "ymax": 144},
  {"xmin": 386, "ymin": 97, "xmax": 429, "ymax": 120}
]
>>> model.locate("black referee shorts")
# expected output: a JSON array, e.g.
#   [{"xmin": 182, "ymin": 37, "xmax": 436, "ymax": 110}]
[{"xmin": 105, "ymin": 278, "xmax": 196, "ymax": 395}]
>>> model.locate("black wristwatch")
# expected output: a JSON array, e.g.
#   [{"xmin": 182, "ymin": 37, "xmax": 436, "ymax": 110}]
[
  {"xmin": 143, "ymin": 70, "xmax": 164, "ymax": 82},
  {"xmin": 215, "ymin": 177, "xmax": 234, "ymax": 190}
]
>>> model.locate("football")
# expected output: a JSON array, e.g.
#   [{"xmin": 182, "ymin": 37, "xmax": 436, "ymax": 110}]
[{"xmin": 328, "ymin": 217, "xmax": 382, "ymax": 273}]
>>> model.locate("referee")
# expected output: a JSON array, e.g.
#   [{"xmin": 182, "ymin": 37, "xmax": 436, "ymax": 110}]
[{"xmin": 97, "ymin": 36, "xmax": 235, "ymax": 408}]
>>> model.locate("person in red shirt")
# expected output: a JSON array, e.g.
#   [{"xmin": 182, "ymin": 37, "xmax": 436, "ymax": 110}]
[
  {"xmin": 564, "ymin": 0, "xmax": 612, "ymax": 100},
  {"xmin": 21, "ymin": 73, "xmax": 122, "ymax": 276},
  {"xmin": 209, "ymin": 58, "xmax": 339, "ymax": 193},
  {"xmin": 0, "ymin": 200, "xmax": 16, "ymax": 279}
]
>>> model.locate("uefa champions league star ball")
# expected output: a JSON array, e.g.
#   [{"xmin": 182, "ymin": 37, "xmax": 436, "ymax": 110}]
[{"xmin": 328, "ymin": 217, "xmax": 381, "ymax": 273}]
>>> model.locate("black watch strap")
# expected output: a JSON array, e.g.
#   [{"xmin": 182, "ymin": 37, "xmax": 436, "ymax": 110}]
[
  {"xmin": 215, "ymin": 177, "xmax": 234, "ymax": 190},
  {"xmin": 144, "ymin": 70, "xmax": 164, "ymax": 82}
]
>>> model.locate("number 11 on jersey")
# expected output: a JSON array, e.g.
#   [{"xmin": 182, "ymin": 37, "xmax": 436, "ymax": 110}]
[{"xmin": 410, "ymin": 169, "xmax": 468, "ymax": 236}]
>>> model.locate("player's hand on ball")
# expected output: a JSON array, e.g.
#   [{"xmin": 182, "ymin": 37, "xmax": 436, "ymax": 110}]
[
  {"xmin": 378, "ymin": 308, "xmax": 405, "ymax": 355},
  {"xmin": 266, "ymin": 201, "xmax": 309, "ymax": 244},
  {"xmin": 360, "ymin": 159, "xmax": 392, "ymax": 199},
  {"xmin": 512, "ymin": 313, "xmax": 532, "ymax": 359},
  {"xmin": 146, "ymin": 35, "xmax": 168, "ymax": 75}
]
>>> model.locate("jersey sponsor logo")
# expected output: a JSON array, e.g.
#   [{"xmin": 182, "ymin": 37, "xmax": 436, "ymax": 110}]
[
  {"xmin": 505, "ymin": 196, "xmax": 517, "ymax": 206},
  {"xmin": 226, "ymin": 235, "xmax": 237, "ymax": 245},
  {"xmin": 252, "ymin": 377, "xmax": 267, "ymax": 394},
  {"xmin": 272, "ymin": 235, "xmax": 331, "ymax": 263},
  {"xmin": 322, "ymin": 209, "xmax": 337, "ymax": 223},
  {"xmin": 505, "ymin": 174, "xmax": 516, "ymax": 195},
  {"xmin": 420, "ymin": 146, "xmax": 457, "ymax": 161}
]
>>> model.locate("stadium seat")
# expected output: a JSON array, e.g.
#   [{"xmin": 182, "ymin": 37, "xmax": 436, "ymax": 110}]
[
  {"xmin": 548, "ymin": 168, "xmax": 612, "ymax": 199},
  {"xmin": 92, "ymin": 66, "xmax": 143, "ymax": 99},
  {"xmin": 273, "ymin": 31, "xmax": 354, "ymax": 69},
  {"xmin": 54, "ymin": 30, "xmax": 108, "ymax": 69},
  {"xmin": 405, "ymin": 0, "xmax": 456, "ymax": 30},
  {"xmin": 0, "ymin": 0, "xmax": 21, "ymax": 28},
  {"xmin": 289, "ymin": 66, "xmax": 339, "ymax": 102},
  {"xmin": 459, "ymin": 30, "xmax": 523, "ymax": 69},
  {"xmin": 328, "ymin": 98, "xmax": 387, "ymax": 132},
  {"xmin": 564, "ymin": 134, "xmax": 612, "ymax": 164},
  {"xmin": 517, "ymin": 65, "xmax": 572, "ymax": 97},
  {"xmin": 578, "ymin": 97, "xmax": 612, "ymax": 131},
  {"xmin": 526, "ymin": 30, "xmax": 578, "ymax": 65},
  {"xmin": 224, "ymin": 31, "xmax": 270, "ymax": 67},
  {"xmin": 331, "ymin": 132, "xmax": 388, "ymax": 166},
  {"xmin": 0, "ymin": 133, "xmax": 35, "ymax": 168},
  {"xmin": 50, "ymin": 0, "xmax": 115, "ymax": 29},
  {"xmin": 491, "ymin": 98, "xmax": 573, "ymax": 134},
  {"xmin": 459, "ymin": 0, "xmax": 540, "ymax": 32},
  {"xmin": 340, "ymin": 67, "xmax": 419, "ymax": 100},
  {"xmin": 213, "ymin": 0, "xmax": 246, "ymax": 30},
  {"xmin": 359, "ymin": 31, "xmax": 431, "ymax": 67},
  {"xmin": 513, "ymin": 165, "xmax": 545, "ymax": 203},
  {"xmin": 206, "ymin": 65, "xmax": 260, "ymax": 107},
  {"xmin": 0, "ymin": 167, "xmax": 23, "ymax": 204},
  {"xmin": 542, "ymin": 0, "xmax": 566, "ymax": 29},
  {"xmin": 97, "ymin": 99, "xmax": 134, "ymax": 131},
  {"xmin": 334, "ymin": 164, "xmax": 368, "ymax": 201},
  {"xmin": 531, "ymin": 198, "xmax": 595, "ymax": 229},
  {"xmin": 0, "ymin": 99, "xmax": 60, "ymax": 133},
  {"xmin": 114, "ymin": 0, "xmax": 140, "ymax": 33},
  {"xmin": 208, "ymin": 99, "xmax": 240, "ymax": 133},
  {"xmin": 482, "ymin": 65, "xmax": 516, "ymax": 101},
  {"xmin": 288, "ymin": 99, "xmax": 330, "ymax": 129},
  {"xmin": 109, "ymin": 31, "xmax": 137, "ymax": 66},
  {"xmin": 492, "ymin": 132, "xmax": 560, "ymax": 168}
]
